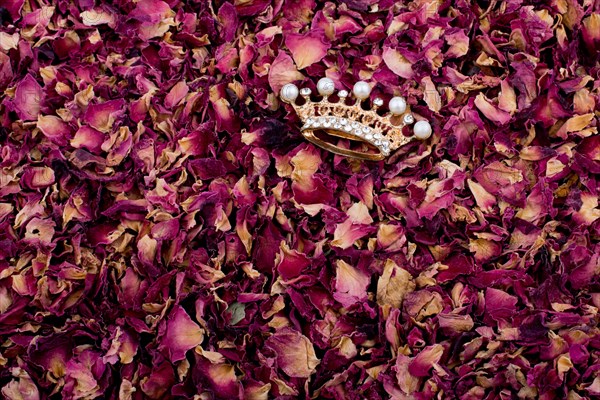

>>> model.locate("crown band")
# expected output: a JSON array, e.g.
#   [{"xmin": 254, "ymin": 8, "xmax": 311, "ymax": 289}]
[
  {"xmin": 302, "ymin": 128, "xmax": 385, "ymax": 161},
  {"xmin": 301, "ymin": 116, "xmax": 391, "ymax": 161},
  {"xmin": 279, "ymin": 78, "xmax": 432, "ymax": 160}
]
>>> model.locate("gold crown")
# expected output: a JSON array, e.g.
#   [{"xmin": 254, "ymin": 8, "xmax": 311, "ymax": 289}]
[{"xmin": 279, "ymin": 78, "xmax": 432, "ymax": 161}]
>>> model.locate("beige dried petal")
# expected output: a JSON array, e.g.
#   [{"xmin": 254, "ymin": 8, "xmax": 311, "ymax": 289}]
[
  {"xmin": 573, "ymin": 89, "xmax": 595, "ymax": 114},
  {"xmin": 467, "ymin": 179, "xmax": 496, "ymax": 213},
  {"xmin": 245, "ymin": 383, "xmax": 272, "ymax": 400},
  {"xmin": 395, "ymin": 355, "xmax": 420, "ymax": 394},
  {"xmin": 546, "ymin": 158, "xmax": 566, "ymax": 178},
  {"xmin": 0, "ymin": 32, "xmax": 19, "ymax": 51},
  {"xmin": 438, "ymin": 313, "xmax": 474, "ymax": 333},
  {"xmin": 557, "ymin": 354, "xmax": 573, "ymax": 380},
  {"xmin": 422, "ymin": 76, "xmax": 442, "ymax": 112},
  {"xmin": 81, "ymin": 9, "xmax": 115, "ymax": 26},
  {"xmin": 334, "ymin": 260, "xmax": 369, "ymax": 307},
  {"xmin": 267, "ymin": 330, "xmax": 320, "ymax": 378},
  {"xmin": 382, "ymin": 47, "xmax": 414, "ymax": 79},
  {"xmin": 498, "ymin": 80, "xmax": 517, "ymax": 114},
  {"xmin": 377, "ymin": 259, "xmax": 415, "ymax": 308},
  {"xmin": 556, "ymin": 113, "xmax": 594, "ymax": 138}
]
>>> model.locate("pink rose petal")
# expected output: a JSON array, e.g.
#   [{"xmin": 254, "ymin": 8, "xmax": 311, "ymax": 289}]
[
  {"xmin": 14, "ymin": 74, "xmax": 43, "ymax": 121},
  {"xmin": 266, "ymin": 329, "xmax": 320, "ymax": 378},
  {"xmin": 285, "ymin": 31, "xmax": 331, "ymax": 70},
  {"xmin": 159, "ymin": 306, "xmax": 204, "ymax": 362}
]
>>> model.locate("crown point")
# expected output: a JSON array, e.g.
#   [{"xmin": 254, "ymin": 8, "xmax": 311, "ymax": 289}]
[
  {"xmin": 317, "ymin": 77, "xmax": 335, "ymax": 96},
  {"xmin": 414, "ymin": 120, "xmax": 432, "ymax": 139},
  {"xmin": 280, "ymin": 83, "xmax": 299, "ymax": 103},
  {"xmin": 389, "ymin": 96, "xmax": 407, "ymax": 115},
  {"xmin": 353, "ymin": 81, "xmax": 371, "ymax": 100}
]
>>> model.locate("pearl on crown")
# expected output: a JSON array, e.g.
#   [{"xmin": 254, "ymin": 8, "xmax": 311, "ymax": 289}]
[
  {"xmin": 280, "ymin": 83, "xmax": 299, "ymax": 103},
  {"xmin": 352, "ymin": 81, "xmax": 371, "ymax": 100},
  {"xmin": 317, "ymin": 77, "xmax": 335, "ymax": 96}
]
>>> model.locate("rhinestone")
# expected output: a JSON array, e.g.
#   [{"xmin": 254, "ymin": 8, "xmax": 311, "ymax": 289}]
[
  {"xmin": 323, "ymin": 120, "xmax": 331, "ymax": 128},
  {"xmin": 375, "ymin": 140, "xmax": 382, "ymax": 146},
  {"xmin": 306, "ymin": 118, "xmax": 314, "ymax": 124},
  {"xmin": 374, "ymin": 133, "xmax": 382, "ymax": 140},
  {"xmin": 403, "ymin": 114, "xmax": 415, "ymax": 124},
  {"xmin": 373, "ymin": 98, "xmax": 384, "ymax": 107},
  {"xmin": 338, "ymin": 90, "xmax": 349, "ymax": 98},
  {"xmin": 300, "ymin": 88, "xmax": 311, "ymax": 96},
  {"xmin": 333, "ymin": 123, "xmax": 341, "ymax": 129},
  {"xmin": 362, "ymin": 126, "xmax": 370, "ymax": 133},
  {"xmin": 366, "ymin": 133, "xmax": 374, "ymax": 140},
  {"xmin": 340, "ymin": 119, "xmax": 347, "ymax": 125},
  {"xmin": 354, "ymin": 129, "xmax": 363, "ymax": 137},
  {"xmin": 344, "ymin": 125, "xmax": 352, "ymax": 132}
]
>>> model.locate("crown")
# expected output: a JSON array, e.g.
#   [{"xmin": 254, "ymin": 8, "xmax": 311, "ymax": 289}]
[{"xmin": 279, "ymin": 78, "xmax": 432, "ymax": 161}]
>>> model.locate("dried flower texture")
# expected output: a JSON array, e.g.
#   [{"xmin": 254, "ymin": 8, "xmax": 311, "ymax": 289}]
[{"xmin": 0, "ymin": 0, "xmax": 599, "ymax": 399}]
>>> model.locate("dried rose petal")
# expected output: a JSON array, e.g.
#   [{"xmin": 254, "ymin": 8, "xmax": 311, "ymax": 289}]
[
  {"xmin": 13, "ymin": 74, "xmax": 43, "ymax": 121},
  {"xmin": 265, "ymin": 329, "xmax": 320, "ymax": 378},
  {"xmin": 159, "ymin": 306, "xmax": 204, "ymax": 362},
  {"xmin": 285, "ymin": 31, "xmax": 331, "ymax": 70}
]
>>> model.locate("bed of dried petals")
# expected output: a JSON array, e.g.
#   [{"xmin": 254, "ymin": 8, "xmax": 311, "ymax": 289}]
[{"xmin": 0, "ymin": 0, "xmax": 599, "ymax": 399}]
